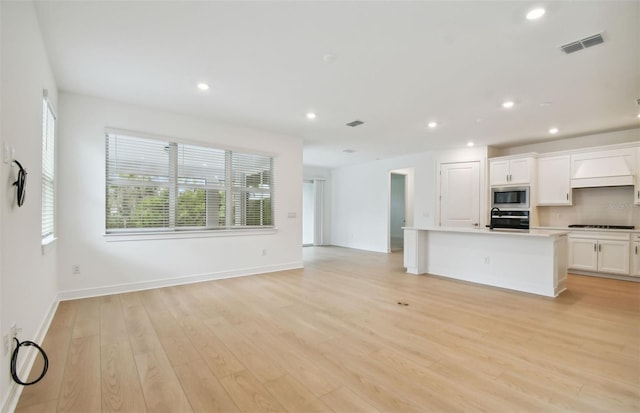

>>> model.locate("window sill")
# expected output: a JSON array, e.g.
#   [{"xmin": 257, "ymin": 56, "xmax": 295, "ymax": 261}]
[
  {"xmin": 104, "ymin": 228, "xmax": 278, "ymax": 242},
  {"xmin": 42, "ymin": 236, "xmax": 58, "ymax": 254}
]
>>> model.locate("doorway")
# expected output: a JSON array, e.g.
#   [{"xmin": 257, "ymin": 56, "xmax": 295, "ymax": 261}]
[
  {"xmin": 302, "ymin": 179, "xmax": 325, "ymax": 246},
  {"xmin": 390, "ymin": 173, "xmax": 406, "ymax": 251},
  {"xmin": 303, "ymin": 180, "xmax": 315, "ymax": 246},
  {"xmin": 388, "ymin": 168, "xmax": 413, "ymax": 253}
]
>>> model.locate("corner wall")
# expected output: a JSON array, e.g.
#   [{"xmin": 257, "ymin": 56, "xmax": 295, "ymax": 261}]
[
  {"xmin": 330, "ymin": 147, "xmax": 488, "ymax": 253},
  {"xmin": 57, "ymin": 93, "xmax": 303, "ymax": 299},
  {"xmin": 1, "ymin": 2, "xmax": 59, "ymax": 411},
  {"xmin": 495, "ymin": 128, "xmax": 640, "ymax": 156}
]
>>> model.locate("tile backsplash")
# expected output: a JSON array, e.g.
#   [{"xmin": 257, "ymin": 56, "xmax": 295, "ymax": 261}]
[{"xmin": 538, "ymin": 186, "xmax": 639, "ymax": 227}]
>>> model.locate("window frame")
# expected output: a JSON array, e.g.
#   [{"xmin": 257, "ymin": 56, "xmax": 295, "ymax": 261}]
[
  {"xmin": 104, "ymin": 130, "xmax": 276, "ymax": 238},
  {"xmin": 41, "ymin": 90, "xmax": 57, "ymax": 248}
]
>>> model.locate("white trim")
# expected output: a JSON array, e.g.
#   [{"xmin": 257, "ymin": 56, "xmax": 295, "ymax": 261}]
[
  {"xmin": 41, "ymin": 236, "xmax": 57, "ymax": 254},
  {"xmin": 1, "ymin": 298, "xmax": 59, "ymax": 413},
  {"xmin": 58, "ymin": 261, "xmax": 303, "ymax": 301},
  {"xmin": 104, "ymin": 228, "xmax": 277, "ymax": 242}
]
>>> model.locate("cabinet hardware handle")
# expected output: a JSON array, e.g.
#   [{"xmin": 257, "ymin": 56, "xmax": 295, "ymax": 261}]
[
  {"xmin": 598, "ymin": 244, "xmax": 601, "ymax": 252},
  {"xmin": 636, "ymin": 245, "xmax": 638, "ymax": 255},
  {"xmin": 593, "ymin": 243, "xmax": 597, "ymax": 252},
  {"xmin": 566, "ymin": 193, "xmax": 568, "ymax": 200}
]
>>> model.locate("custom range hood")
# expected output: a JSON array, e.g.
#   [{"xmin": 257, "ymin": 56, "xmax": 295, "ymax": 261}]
[{"xmin": 571, "ymin": 148, "xmax": 635, "ymax": 188}]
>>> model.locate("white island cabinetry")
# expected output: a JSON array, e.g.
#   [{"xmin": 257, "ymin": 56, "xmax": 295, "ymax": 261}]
[{"xmin": 403, "ymin": 227, "xmax": 568, "ymax": 297}]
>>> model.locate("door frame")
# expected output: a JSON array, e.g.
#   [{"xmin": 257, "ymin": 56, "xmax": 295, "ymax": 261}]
[{"xmin": 387, "ymin": 168, "xmax": 414, "ymax": 253}]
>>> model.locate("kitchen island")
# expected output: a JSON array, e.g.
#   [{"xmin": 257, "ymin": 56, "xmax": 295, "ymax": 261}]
[{"xmin": 403, "ymin": 227, "xmax": 568, "ymax": 297}]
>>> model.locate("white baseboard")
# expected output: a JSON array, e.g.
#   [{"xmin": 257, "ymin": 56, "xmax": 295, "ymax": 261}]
[
  {"xmin": 1, "ymin": 297, "xmax": 59, "ymax": 413},
  {"xmin": 58, "ymin": 261, "xmax": 303, "ymax": 301}
]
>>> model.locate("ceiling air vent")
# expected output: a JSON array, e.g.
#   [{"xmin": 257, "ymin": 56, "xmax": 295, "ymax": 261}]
[
  {"xmin": 581, "ymin": 33, "xmax": 604, "ymax": 48},
  {"xmin": 560, "ymin": 32, "xmax": 604, "ymax": 54},
  {"xmin": 346, "ymin": 120, "xmax": 364, "ymax": 127}
]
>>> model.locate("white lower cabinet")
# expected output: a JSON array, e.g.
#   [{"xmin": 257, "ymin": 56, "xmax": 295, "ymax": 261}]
[
  {"xmin": 568, "ymin": 232, "xmax": 630, "ymax": 275},
  {"xmin": 631, "ymin": 235, "xmax": 640, "ymax": 277}
]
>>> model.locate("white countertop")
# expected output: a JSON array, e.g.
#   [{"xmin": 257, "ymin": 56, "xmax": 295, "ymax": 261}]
[{"xmin": 403, "ymin": 226, "xmax": 568, "ymax": 238}]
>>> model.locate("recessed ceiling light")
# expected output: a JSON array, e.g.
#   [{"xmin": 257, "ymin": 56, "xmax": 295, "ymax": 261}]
[
  {"xmin": 549, "ymin": 127, "xmax": 559, "ymax": 134},
  {"xmin": 526, "ymin": 7, "xmax": 546, "ymax": 20},
  {"xmin": 197, "ymin": 83, "xmax": 210, "ymax": 91},
  {"xmin": 466, "ymin": 142, "xmax": 475, "ymax": 147},
  {"xmin": 323, "ymin": 53, "xmax": 338, "ymax": 63},
  {"xmin": 306, "ymin": 112, "xmax": 317, "ymax": 120},
  {"xmin": 427, "ymin": 121, "xmax": 438, "ymax": 129},
  {"xmin": 502, "ymin": 100, "xmax": 515, "ymax": 109}
]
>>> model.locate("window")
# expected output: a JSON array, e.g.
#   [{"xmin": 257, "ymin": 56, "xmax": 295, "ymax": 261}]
[
  {"xmin": 105, "ymin": 131, "xmax": 274, "ymax": 233},
  {"xmin": 42, "ymin": 92, "xmax": 56, "ymax": 243}
]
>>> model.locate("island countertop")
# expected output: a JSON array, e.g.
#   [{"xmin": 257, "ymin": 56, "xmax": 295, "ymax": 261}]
[{"xmin": 403, "ymin": 226, "xmax": 569, "ymax": 238}]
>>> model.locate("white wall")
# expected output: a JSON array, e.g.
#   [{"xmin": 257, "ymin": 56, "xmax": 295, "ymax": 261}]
[
  {"xmin": 1, "ymin": 2, "xmax": 59, "ymax": 411},
  {"xmin": 330, "ymin": 147, "xmax": 488, "ymax": 253},
  {"xmin": 57, "ymin": 93, "xmax": 303, "ymax": 298},
  {"xmin": 496, "ymin": 128, "xmax": 639, "ymax": 156}
]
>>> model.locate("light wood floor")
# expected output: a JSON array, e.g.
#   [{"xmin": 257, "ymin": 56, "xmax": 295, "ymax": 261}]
[{"xmin": 15, "ymin": 246, "xmax": 640, "ymax": 412}]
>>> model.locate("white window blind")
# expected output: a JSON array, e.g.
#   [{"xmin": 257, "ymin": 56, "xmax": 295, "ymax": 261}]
[
  {"xmin": 41, "ymin": 93, "xmax": 56, "ymax": 241},
  {"xmin": 106, "ymin": 132, "xmax": 275, "ymax": 233}
]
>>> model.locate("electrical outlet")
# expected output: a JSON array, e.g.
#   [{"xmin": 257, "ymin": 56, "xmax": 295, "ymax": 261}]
[
  {"xmin": 3, "ymin": 143, "xmax": 9, "ymax": 164},
  {"xmin": 72, "ymin": 265, "xmax": 80, "ymax": 274},
  {"xmin": 262, "ymin": 249, "xmax": 267, "ymax": 256}
]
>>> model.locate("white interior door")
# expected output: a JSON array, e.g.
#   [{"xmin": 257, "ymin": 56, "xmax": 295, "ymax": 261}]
[{"xmin": 440, "ymin": 161, "xmax": 480, "ymax": 228}]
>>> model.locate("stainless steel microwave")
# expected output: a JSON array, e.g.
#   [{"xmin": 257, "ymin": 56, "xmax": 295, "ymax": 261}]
[{"xmin": 491, "ymin": 186, "xmax": 529, "ymax": 209}]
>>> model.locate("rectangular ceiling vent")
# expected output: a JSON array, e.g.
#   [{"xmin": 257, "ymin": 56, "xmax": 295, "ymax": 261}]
[
  {"xmin": 346, "ymin": 120, "xmax": 364, "ymax": 127},
  {"xmin": 560, "ymin": 33, "xmax": 604, "ymax": 54}
]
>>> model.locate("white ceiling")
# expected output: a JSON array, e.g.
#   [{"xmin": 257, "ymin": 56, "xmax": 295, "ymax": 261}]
[{"xmin": 34, "ymin": 1, "xmax": 640, "ymax": 168}]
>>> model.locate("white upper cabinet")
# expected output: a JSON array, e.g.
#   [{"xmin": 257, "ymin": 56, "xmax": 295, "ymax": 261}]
[
  {"xmin": 537, "ymin": 155, "xmax": 571, "ymax": 205},
  {"xmin": 489, "ymin": 156, "xmax": 534, "ymax": 186}
]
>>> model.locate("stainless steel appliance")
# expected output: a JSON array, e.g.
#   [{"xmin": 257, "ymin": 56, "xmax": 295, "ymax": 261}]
[
  {"xmin": 568, "ymin": 224, "xmax": 635, "ymax": 230},
  {"xmin": 491, "ymin": 186, "xmax": 529, "ymax": 210},
  {"xmin": 489, "ymin": 208, "xmax": 530, "ymax": 230}
]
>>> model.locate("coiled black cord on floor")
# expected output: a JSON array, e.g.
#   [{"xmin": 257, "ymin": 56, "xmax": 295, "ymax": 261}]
[{"xmin": 11, "ymin": 337, "xmax": 48, "ymax": 386}]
